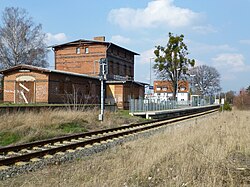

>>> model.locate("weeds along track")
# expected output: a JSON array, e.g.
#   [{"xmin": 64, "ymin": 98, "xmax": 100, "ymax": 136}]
[{"xmin": 0, "ymin": 106, "xmax": 219, "ymax": 180}]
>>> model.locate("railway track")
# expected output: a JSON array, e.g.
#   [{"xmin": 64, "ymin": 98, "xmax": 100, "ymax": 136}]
[{"xmin": 0, "ymin": 105, "xmax": 219, "ymax": 179}]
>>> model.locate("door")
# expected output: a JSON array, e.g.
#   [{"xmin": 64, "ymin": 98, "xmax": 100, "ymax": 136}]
[{"xmin": 15, "ymin": 81, "xmax": 35, "ymax": 104}]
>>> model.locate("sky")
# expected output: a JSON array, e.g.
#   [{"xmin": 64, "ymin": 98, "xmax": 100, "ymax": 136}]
[{"xmin": 0, "ymin": 0, "xmax": 250, "ymax": 92}]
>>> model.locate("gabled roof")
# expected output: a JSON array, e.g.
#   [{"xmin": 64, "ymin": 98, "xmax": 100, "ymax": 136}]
[
  {"xmin": 50, "ymin": 39, "xmax": 139, "ymax": 55},
  {"xmin": 0, "ymin": 64, "xmax": 50, "ymax": 74},
  {"xmin": 154, "ymin": 80, "xmax": 189, "ymax": 93},
  {"xmin": 0, "ymin": 64, "xmax": 99, "ymax": 80}
]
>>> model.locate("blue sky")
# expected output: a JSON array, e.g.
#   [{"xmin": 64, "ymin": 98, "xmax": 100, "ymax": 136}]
[{"xmin": 1, "ymin": 0, "xmax": 250, "ymax": 92}]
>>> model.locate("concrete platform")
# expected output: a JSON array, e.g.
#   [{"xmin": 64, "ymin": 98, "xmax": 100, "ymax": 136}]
[{"xmin": 130, "ymin": 105, "xmax": 220, "ymax": 119}]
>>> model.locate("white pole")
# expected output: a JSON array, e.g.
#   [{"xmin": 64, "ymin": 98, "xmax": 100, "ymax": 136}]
[
  {"xmin": 100, "ymin": 79, "xmax": 104, "ymax": 120},
  {"xmin": 150, "ymin": 58, "xmax": 151, "ymax": 86},
  {"xmin": 176, "ymin": 74, "xmax": 178, "ymax": 102},
  {"xmin": 99, "ymin": 58, "xmax": 107, "ymax": 121}
]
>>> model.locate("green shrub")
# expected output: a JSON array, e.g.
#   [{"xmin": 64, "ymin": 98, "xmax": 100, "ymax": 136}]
[{"xmin": 220, "ymin": 101, "xmax": 232, "ymax": 111}]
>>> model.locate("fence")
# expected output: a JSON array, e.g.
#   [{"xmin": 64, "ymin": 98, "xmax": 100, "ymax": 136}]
[{"xmin": 129, "ymin": 98, "xmax": 211, "ymax": 113}]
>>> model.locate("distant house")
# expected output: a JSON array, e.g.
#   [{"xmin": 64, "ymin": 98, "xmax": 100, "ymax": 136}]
[
  {"xmin": 153, "ymin": 80, "xmax": 189, "ymax": 102},
  {"xmin": 0, "ymin": 65, "xmax": 100, "ymax": 104}
]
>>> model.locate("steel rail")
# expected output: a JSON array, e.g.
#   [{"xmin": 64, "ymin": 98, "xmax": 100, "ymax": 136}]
[
  {"xmin": 0, "ymin": 105, "xmax": 219, "ymax": 154},
  {"xmin": 0, "ymin": 107, "xmax": 219, "ymax": 166}
]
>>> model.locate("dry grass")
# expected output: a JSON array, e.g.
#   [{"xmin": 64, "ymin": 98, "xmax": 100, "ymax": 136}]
[
  {"xmin": 0, "ymin": 109, "xmax": 142, "ymax": 145},
  {"xmin": 1, "ymin": 110, "xmax": 250, "ymax": 186}
]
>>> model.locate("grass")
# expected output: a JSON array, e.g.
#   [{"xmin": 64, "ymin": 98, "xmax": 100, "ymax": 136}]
[
  {"xmin": 1, "ymin": 109, "xmax": 249, "ymax": 186},
  {"xmin": 0, "ymin": 103, "xmax": 98, "ymax": 107},
  {"xmin": 57, "ymin": 121, "xmax": 88, "ymax": 133},
  {"xmin": 0, "ymin": 132, "xmax": 21, "ymax": 146},
  {"xmin": 0, "ymin": 109, "xmax": 143, "ymax": 146}
]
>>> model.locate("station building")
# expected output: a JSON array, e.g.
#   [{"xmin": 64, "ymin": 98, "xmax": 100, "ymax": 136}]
[
  {"xmin": 0, "ymin": 36, "xmax": 146, "ymax": 109},
  {"xmin": 52, "ymin": 36, "xmax": 136, "ymax": 81},
  {"xmin": 51, "ymin": 36, "xmax": 147, "ymax": 109}
]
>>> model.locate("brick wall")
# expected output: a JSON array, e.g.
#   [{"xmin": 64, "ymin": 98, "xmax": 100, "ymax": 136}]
[
  {"xmin": 55, "ymin": 44, "xmax": 106, "ymax": 76},
  {"xmin": 48, "ymin": 73, "xmax": 100, "ymax": 104},
  {"xmin": 107, "ymin": 45, "xmax": 135, "ymax": 80},
  {"xmin": 2, "ymin": 69, "xmax": 101, "ymax": 105},
  {"xmin": 106, "ymin": 82, "xmax": 145, "ymax": 109},
  {"xmin": 3, "ymin": 70, "xmax": 49, "ymax": 103},
  {"xmin": 54, "ymin": 43, "xmax": 136, "ymax": 81}
]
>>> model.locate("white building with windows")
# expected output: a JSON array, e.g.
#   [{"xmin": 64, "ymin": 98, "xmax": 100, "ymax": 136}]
[{"xmin": 152, "ymin": 80, "xmax": 190, "ymax": 103}]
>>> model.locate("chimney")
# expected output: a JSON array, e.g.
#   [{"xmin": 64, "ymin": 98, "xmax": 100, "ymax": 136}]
[{"xmin": 93, "ymin": 36, "xmax": 105, "ymax": 41}]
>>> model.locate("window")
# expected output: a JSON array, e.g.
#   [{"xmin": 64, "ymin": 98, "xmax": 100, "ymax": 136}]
[
  {"xmin": 76, "ymin": 47, "xmax": 80, "ymax": 54},
  {"xmin": 85, "ymin": 47, "xmax": 89, "ymax": 53},
  {"xmin": 180, "ymin": 87, "xmax": 186, "ymax": 91},
  {"xmin": 156, "ymin": 87, "xmax": 161, "ymax": 91},
  {"xmin": 162, "ymin": 87, "xmax": 168, "ymax": 91}
]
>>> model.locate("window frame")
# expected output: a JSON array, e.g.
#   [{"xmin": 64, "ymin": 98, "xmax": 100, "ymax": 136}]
[
  {"xmin": 85, "ymin": 47, "xmax": 89, "ymax": 54},
  {"xmin": 76, "ymin": 47, "xmax": 81, "ymax": 54}
]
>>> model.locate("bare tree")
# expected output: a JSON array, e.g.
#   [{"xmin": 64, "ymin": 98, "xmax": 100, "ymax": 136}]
[
  {"xmin": 0, "ymin": 7, "xmax": 48, "ymax": 69},
  {"xmin": 246, "ymin": 85, "xmax": 250, "ymax": 94},
  {"xmin": 190, "ymin": 65, "xmax": 221, "ymax": 96}
]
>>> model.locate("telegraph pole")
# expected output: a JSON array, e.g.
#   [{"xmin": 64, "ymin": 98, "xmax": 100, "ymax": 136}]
[{"xmin": 99, "ymin": 58, "xmax": 107, "ymax": 121}]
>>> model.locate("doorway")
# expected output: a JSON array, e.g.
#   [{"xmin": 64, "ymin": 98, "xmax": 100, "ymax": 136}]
[{"xmin": 15, "ymin": 76, "xmax": 36, "ymax": 104}]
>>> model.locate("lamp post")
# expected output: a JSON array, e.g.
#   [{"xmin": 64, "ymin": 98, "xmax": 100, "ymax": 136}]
[
  {"xmin": 149, "ymin": 57, "xmax": 154, "ymax": 87},
  {"xmin": 99, "ymin": 58, "xmax": 107, "ymax": 121},
  {"xmin": 148, "ymin": 57, "xmax": 155, "ymax": 98},
  {"xmin": 176, "ymin": 68, "xmax": 181, "ymax": 102}
]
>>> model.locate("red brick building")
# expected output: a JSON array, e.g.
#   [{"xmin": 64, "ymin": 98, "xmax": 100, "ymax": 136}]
[
  {"xmin": 154, "ymin": 80, "xmax": 189, "ymax": 94},
  {"xmin": 0, "ymin": 65, "xmax": 100, "ymax": 104},
  {"xmin": 52, "ymin": 36, "xmax": 137, "ymax": 80},
  {"xmin": 51, "ymin": 36, "xmax": 146, "ymax": 109},
  {"xmin": 0, "ymin": 36, "xmax": 146, "ymax": 109}
]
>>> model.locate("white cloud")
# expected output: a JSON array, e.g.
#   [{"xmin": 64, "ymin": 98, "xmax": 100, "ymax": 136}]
[
  {"xmin": 190, "ymin": 42, "xmax": 236, "ymax": 55},
  {"xmin": 108, "ymin": 0, "xmax": 200, "ymax": 29},
  {"xmin": 192, "ymin": 25, "xmax": 217, "ymax": 34},
  {"xmin": 136, "ymin": 48, "xmax": 155, "ymax": 64},
  {"xmin": 212, "ymin": 53, "xmax": 249, "ymax": 72},
  {"xmin": 135, "ymin": 48, "xmax": 157, "ymax": 83},
  {"xmin": 239, "ymin": 39, "xmax": 250, "ymax": 45},
  {"xmin": 193, "ymin": 59, "xmax": 205, "ymax": 66},
  {"xmin": 110, "ymin": 35, "xmax": 131, "ymax": 45},
  {"xmin": 45, "ymin": 33, "xmax": 68, "ymax": 45}
]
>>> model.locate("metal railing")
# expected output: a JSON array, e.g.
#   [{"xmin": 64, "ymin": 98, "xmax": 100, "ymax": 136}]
[{"xmin": 129, "ymin": 98, "xmax": 211, "ymax": 113}]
